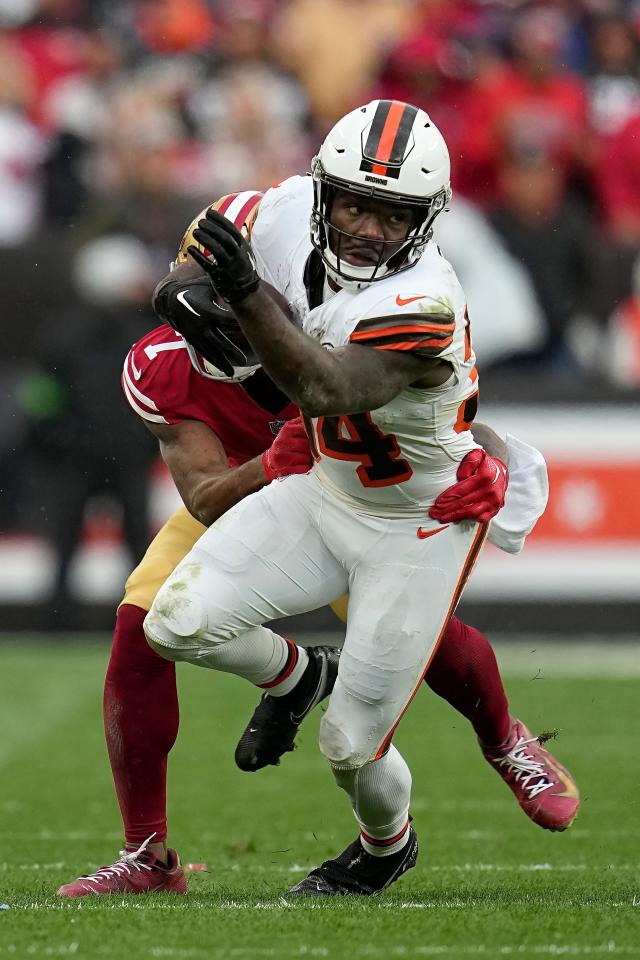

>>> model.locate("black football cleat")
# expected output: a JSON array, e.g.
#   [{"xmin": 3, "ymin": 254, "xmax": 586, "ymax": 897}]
[
  {"xmin": 235, "ymin": 645, "xmax": 340, "ymax": 772},
  {"xmin": 288, "ymin": 827, "xmax": 418, "ymax": 897}
]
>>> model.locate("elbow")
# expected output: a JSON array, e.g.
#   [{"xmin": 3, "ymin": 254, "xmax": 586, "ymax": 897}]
[
  {"xmin": 299, "ymin": 400, "xmax": 327, "ymax": 418},
  {"xmin": 301, "ymin": 395, "xmax": 365, "ymax": 417},
  {"xmin": 185, "ymin": 489, "xmax": 217, "ymax": 528},
  {"xmin": 297, "ymin": 383, "xmax": 344, "ymax": 418},
  {"xmin": 300, "ymin": 399, "xmax": 336, "ymax": 418}
]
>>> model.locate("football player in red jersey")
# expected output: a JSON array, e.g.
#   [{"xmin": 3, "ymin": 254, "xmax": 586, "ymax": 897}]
[{"xmin": 58, "ymin": 189, "xmax": 578, "ymax": 898}]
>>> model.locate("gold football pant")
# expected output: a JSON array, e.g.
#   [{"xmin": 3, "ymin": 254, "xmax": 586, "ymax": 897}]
[{"xmin": 121, "ymin": 504, "xmax": 349, "ymax": 622}]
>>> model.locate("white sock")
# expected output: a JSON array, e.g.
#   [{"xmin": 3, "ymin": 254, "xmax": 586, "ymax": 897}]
[
  {"xmin": 258, "ymin": 637, "xmax": 309, "ymax": 696},
  {"xmin": 188, "ymin": 626, "xmax": 307, "ymax": 689},
  {"xmin": 331, "ymin": 745, "xmax": 412, "ymax": 857}
]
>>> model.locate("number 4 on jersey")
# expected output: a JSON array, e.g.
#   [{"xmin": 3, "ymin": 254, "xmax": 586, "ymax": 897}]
[{"xmin": 305, "ymin": 413, "xmax": 413, "ymax": 488}]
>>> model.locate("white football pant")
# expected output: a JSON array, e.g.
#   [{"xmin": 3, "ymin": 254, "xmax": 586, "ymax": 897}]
[{"xmin": 145, "ymin": 470, "xmax": 486, "ymax": 770}]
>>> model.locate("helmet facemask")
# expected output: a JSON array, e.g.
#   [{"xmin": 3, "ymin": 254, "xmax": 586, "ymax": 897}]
[
  {"xmin": 184, "ymin": 341, "xmax": 260, "ymax": 382},
  {"xmin": 181, "ymin": 302, "xmax": 261, "ymax": 382},
  {"xmin": 310, "ymin": 159, "xmax": 450, "ymax": 290}
]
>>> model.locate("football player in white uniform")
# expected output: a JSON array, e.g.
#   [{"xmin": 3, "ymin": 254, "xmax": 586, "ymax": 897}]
[{"xmin": 143, "ymin": 101, "xmax": 554, "ymax": 896}]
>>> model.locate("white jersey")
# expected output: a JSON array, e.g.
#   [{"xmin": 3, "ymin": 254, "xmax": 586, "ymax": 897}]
[{"xmin": 251, "ymin": 175, "xmax": 480, "ymax": 516}]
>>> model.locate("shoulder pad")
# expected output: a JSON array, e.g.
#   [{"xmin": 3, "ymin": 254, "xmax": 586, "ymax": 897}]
[
  {"xmin": 350, "ymin": 292, "xmax": 456, "ymax": 358},
  {"xmin": 121, "ymin": 326, "xmax": 191, "ymax": 424}
]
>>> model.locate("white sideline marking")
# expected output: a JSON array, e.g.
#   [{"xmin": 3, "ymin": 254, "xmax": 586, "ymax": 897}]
[
  {"xmin": 301, "ymin": 637, "xmax": 640, "ymax": 678},
  {"xmin": 464, "ymin": 547, "xmax": 640, "ymax": 600},
  {"xmin": 0, "ymin": 832, "xmax": 121, "ymax": 842},
  {"xmin": 8, "ymin": 857, "xmax": 636, "ymax": 873},
  {"xmin": 479, "ymin": 404, "xmax": 640, "ymax": 457},
  {"xmin": 0, "ymin": 862, "xmax": 66, "ymax": 872},
  {"xmin": 1, "ymin": 943, "xmax": 635, "ymax": 958},
  {"xmin": 491, "ymin": 641, "xmax": 640, "ymax": 679},
  {"xmin": 13, "ymin": 888, "xmax": 639, "ymax": 912}
]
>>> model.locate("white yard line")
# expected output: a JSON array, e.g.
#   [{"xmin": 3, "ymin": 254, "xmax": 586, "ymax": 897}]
[{"xmin": 1, "ymin": 942, "xmax": 637, "ymax": 958}]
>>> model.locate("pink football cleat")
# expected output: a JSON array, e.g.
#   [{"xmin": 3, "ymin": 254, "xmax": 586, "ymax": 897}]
[
  {"xmin": 481, "ymin": 718, "xmax": 580, "ymax": 831},
  {"xmin": 56, "ymin": 836, "xmax": 187, "ymax": 896}
]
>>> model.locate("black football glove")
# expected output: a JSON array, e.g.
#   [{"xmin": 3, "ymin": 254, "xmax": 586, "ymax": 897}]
[
  {"xmin": 152, "ymin": 273, "xmax": 240, "ymax": 378},
  {"xmin": 188, "ymin": 209, "xmax": 260, "ymax": 305}
]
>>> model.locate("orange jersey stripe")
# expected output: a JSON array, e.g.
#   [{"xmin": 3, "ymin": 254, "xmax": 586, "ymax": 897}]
[
  {"xmin": 370, "ymin": 338, "xmax": 453, "ymax": 352},
  {"xmin": 351, "ymin": 322, "xmax": 455, "ymax": 341}
]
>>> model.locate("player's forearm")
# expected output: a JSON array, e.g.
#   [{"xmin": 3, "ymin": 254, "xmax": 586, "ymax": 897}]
[
  {"xmin": 233, "ymin": 287, "xmax": 343, "ymax": 412},
  {"xmin": 233, "ymin": 287, "xmax": 413, "ymax": 416},
  {"xmin": 185, "ymin": 458, "xmax": 267, "ymax": 526}
]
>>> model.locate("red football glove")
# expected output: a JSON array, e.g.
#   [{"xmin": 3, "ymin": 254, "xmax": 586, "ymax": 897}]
[
  {"xmin": 429, "ymin": 448, "xmax": 509, "ymax": 524},
  {"xmin": 262, "ymin": 416, "xmax": 313, "ymax": 482}
]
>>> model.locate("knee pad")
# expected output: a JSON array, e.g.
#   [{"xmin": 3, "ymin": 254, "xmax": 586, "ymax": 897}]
[
  {"xmin": 142, "ymin": 609, "xmax": 194, "ymax": 662},
  {"xmin": 151, "ymin": 575, "xmax": 208, "ymax": 639},
  {"xmin": 319, "ymin": 714, "xmax": 369, "ymax": 771},
  {"xmin": 144, "ymin": 566, "xmax": 211, "ymax": 661}
]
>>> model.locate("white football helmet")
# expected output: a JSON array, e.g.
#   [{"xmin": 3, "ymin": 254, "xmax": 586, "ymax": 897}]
[
  {"xmin": 311, "ymin": 100, "xmax": 451, "ymax": 290},
  {"xmin": 162, "ymin": 191, "xmax": 264, "ymax": 382}
]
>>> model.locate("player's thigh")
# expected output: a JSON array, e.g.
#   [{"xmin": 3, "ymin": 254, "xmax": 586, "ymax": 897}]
[
  {"xmin": 121, "ymin": 506, "xmax": 206, "ymax": 612},
  {"xmin": 150, "ymin": 474, "xmax": 348, "ymax": 640},
  {"xmin": 321, "ymin": 520, "xmax": 487, "ymax": 767}
]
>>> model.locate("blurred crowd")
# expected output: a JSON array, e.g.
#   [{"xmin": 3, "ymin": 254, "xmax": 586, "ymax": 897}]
[{"xmin": 2, "ymin": 0, "xmax": 640, "ymax": 609}]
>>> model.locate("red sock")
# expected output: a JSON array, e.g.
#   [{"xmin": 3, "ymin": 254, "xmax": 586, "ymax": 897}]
[
  {"xmin": 104, "ymin": 603, "xmax": 179, "ymax": 846},
  {"xmin": 425, "ymin": 615, "xmax": 511, "ymax": 746}
]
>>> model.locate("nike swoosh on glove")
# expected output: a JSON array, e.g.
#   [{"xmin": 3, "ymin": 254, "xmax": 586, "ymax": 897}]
[
  {"xmin": 428, "ymin": 448, "xmax": 509, "ymax": 524},
  {"xmin": 262, "ymin": 416, "xmax": 314, "ymax": 482}
]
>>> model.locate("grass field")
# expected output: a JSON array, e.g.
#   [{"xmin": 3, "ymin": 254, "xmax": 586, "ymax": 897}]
[{"xmin": 1, "ymin": 636, "xmax": 639, "ymax": 959}]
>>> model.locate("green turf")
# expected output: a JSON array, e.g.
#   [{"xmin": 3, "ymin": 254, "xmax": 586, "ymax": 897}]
[{"xmin": 1, "ymin": 637, "xmax": 639, "ymax": 959}]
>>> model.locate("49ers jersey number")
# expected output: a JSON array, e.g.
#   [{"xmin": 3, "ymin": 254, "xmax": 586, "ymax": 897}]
[{"xmin": 310, "ymin": 413, "xmax": 413, "ymax": 488}]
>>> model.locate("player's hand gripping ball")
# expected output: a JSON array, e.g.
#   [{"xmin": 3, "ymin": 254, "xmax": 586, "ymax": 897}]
[
  {"xmin": 189, "ymin": 210, "xmax": 260, "ymax": 305},
  {"xmin": 262, "ymin": 416, "xmax": 313, "ymax": 482},
  {"xmin": 429, "ymin": 448, "xmax": 509, "ymax": 524}
]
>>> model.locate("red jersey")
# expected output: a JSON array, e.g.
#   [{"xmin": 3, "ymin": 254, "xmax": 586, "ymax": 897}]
[{"xmin": 122, "ymin": 323, "xmax": 298, "ymax": 467}]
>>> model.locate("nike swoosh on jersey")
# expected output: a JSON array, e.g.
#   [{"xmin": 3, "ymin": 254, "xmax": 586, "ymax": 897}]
[
  {"xmin": 130, "ymin": 355, "xmax": 142, "ymax": 380},
  {"xmin": 416, "ymin": 524, "xmax": 449, "ymax": 540},
  {"xmin": 177, "ymin": 290, "xmax": 200, "ymax": 316},
  {"xmin": 396, "ymin": 294, "xmax": 427, "ymax": 307}
]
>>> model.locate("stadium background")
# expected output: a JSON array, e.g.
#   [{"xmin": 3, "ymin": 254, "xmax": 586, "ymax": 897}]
[
  {"xmin": 0, "ymin": 0, "xmax": 638, "ymax": 633},
  {"xmin": 1, "ymin": 2, "xmax": 639, "ymax": 955}
]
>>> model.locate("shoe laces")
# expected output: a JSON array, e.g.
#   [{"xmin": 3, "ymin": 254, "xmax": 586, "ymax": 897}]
[
  {"xmin": 493, "ymin": 736, "xmax": 556, "ymax": 799},
  {"xmin": 81, "ymin": 833, "xmax": 157, "ymax": 885}
]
